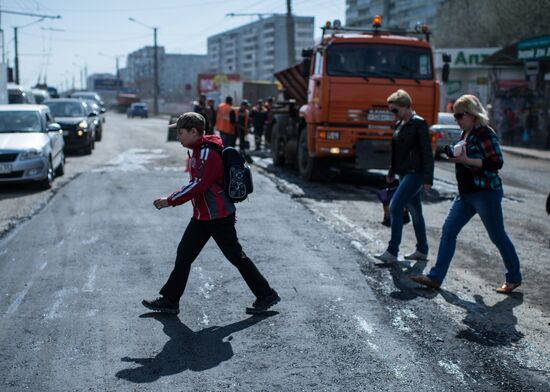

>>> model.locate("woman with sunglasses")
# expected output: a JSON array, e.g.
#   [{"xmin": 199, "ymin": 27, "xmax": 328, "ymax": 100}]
[
  {"xmin": 411, "ymin": 94, "xmax": 522, "ymax": 294},
  {"xmin": 375, "ymin": 89, "xmax": 434, "ymax": 264}
]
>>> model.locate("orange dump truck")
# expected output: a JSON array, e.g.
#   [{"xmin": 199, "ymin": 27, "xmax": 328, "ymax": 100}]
[{"xmin": 271, "ymin": 17, "xmax": 448, "ymax": 180}]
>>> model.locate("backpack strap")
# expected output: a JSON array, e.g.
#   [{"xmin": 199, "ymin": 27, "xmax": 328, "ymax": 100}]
[
  {"xmin": 201, "ymin": 142, "xmax": 225, "ymax": 188},
  {"xmin": 201, "ymin": 142, "xmax": 223, "ymax": 155}
]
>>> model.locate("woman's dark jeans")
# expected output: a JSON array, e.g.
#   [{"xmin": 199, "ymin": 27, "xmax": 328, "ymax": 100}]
[
  {"xmin": 427, "ymin": 189, "xmax": 522, "ymax": 285},
  {"xmin": 387, "ymin": 173, "xmax": 428, "ymax": 256}
]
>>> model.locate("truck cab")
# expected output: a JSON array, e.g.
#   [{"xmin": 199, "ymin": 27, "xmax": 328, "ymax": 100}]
[{"xmin": 272, "ymin": 17, "xmax": 443, "ymax": 180}]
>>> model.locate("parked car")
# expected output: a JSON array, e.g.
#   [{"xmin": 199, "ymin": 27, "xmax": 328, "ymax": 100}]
[
  {"xmin": 70, "ymin": 91, "xmax": 106, "ymax": 122},
  {"xmin": 31, "ymin": 88, "xmax": 51, "ymax": 104},
  {"xmin": 8, "ymin": 84, "xmax": 36, "ymax": 104},
  {"xmin": 431, "ymin": 112, "xmax": 463, "ymax": 157},
  {"xmin": 127, "ymin": 102, "xmax": 148, "ymax": 118},
  {"xmin": 0, "ymin": 104, "xmax": 65, "ymax": 188},
  {"xmin": 43, "ymin": 99, "xmax": 97, "ymax": 154},
  {"xmin": 81, "ymin": 99, "xmax": 104, "ymax": 141}
]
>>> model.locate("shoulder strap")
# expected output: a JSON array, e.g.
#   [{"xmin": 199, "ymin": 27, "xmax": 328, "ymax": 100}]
[
  {"xmin": 200, "ymin": 143, "xmax": 225, "ymax": 188},
  {"xmin": 202, "ymin": 142, "xmax": 223, "ymax": 156}
]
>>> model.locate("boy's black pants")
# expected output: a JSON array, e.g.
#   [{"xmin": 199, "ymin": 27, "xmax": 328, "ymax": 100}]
[{"xmin": 160, "ymin": 214, "xmax": 272, "ymax": 303}]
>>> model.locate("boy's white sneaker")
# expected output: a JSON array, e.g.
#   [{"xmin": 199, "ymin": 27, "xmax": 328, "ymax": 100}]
[
  {"xmin": 375, "ymin": 250, "xmax": 398, "ymax": 263},
  {"xmin": 404, "ymin": 250, "xmax": 428, "ymax": 261}
]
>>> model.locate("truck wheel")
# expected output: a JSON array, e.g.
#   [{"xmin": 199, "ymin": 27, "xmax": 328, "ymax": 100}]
[
  {"xmin": 271, "ymin": 127, "xmax": 285, "ymax": 166},
  {"xmin": 298, "ymin": 129, "xmax": 321, "ymax": 180}
]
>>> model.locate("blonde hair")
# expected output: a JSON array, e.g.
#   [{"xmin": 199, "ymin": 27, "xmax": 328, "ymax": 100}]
[
  {"xmin": 387, "ymin": 89, "xmax": 412, "ymax": 108},
  {"xmin": 453, "ymin": 94, "xmax": 489, "ymax": 126}
]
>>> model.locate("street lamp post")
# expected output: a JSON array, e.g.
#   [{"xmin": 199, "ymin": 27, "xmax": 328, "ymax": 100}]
[
  {"xmin": 14, "ymin": 27, "xmax": 19, "ymax": 83},
  {"xmin": 128, "ymin": 17, "xmax": 159, "ymax": 115},
  {"xmin": 74, "ymin": 54, "xmax": 87, "ymax": 90}
]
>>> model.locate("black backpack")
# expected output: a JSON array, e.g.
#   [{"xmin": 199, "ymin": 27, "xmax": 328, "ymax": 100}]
[{"xmin": 204, "ymin": 144, "xmax": 253, "ymax": 203}]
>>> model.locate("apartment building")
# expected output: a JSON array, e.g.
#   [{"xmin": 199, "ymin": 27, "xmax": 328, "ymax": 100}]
[
  {"xmin": 346, "ymin": 0, "xmax": 445, "ymax": 30},
  {"xmin": 207, "ymin": 14, "xmax": 314, "ymax": 81},
  {"xmin": 123, "ymin": 46, "xmax": 208, "ymax": 100}
]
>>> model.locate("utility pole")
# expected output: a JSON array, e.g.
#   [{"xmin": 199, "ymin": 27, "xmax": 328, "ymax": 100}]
[
  {"xmin": 2, "ymin": 9, "xmax": 61, "ymax": 85},
  {"xmin": 153, "ymin": 27, "xmax": 158, "ymax": 115},
  {"xmin": 286, "ymin": 0, "xmax": 295, "ymax": 68},
  {"xmin": 128, "ymin": 17, "xmax": 159, "ymax": 115},
  {"xmin": 115, "ymin": 56, "xmax": 121, "ymax": 96},
  {"xmin": 14, "ymin": 27, "xmax": 19, "ymax": 83}
]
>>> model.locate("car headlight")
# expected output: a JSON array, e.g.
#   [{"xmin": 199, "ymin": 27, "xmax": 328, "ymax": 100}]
[
  {"xmin": 78, "ymin": 120, "xmax": 88, "ymax": 130},
  {"xmin": 19, "ymin": 148, "xmax": 45, "ymax": 160}
]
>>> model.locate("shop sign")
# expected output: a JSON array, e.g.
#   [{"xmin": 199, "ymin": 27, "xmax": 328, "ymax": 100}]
[
  {"xmin": 517, "ymin": 36, "xmax": 550, "ymax": 60},
  {"xmin": 434, "ymin": 48, "xmax": 500, "ymax": 69}
]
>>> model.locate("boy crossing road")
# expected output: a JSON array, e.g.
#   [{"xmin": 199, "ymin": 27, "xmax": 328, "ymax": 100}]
[{"xmin": 143, "ymin": 112, "xmax": 279, "ymax": 315}]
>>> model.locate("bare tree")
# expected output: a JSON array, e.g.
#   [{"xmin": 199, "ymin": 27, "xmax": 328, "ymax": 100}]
[{"xmin": 434, "ymin": 0, "xmax": 550, "ymax": 47}]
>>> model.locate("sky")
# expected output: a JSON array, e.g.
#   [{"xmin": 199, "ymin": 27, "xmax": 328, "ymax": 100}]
[{"xmin": 1, "ymin": 0, "xmax": 346, "ymax": 90}]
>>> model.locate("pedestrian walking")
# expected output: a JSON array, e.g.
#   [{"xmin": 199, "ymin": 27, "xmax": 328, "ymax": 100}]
[
  {"xmin": 235, "ymin": 100, "xmax": 250, "ymax": 150},
  {"xmin": 205, "ymin": 98, "xmax": 216, "ymax": 135},
  {"xmin": 143, "ymin": 112, "xmax": 280, "ymax": 315},
  {"xmin": 411, "ymin": 95, "xmax": 522, "ymax": 294},
  {"xmin": 193, "ymin": 94, "xmax": 209, "ymax": 130},
  {"xmin": 375, "ymin": 89, "xmax": 434, "ymax": 263},
  {"xmin": 216, "ymin": 96, "xmax": 237, "ymax": 147},
  {"xmin": 251, "ymin": 99, "xmax": 268, "ymax": 151},
  {"xmin": 504, "ymin": 108, "xmax": 517, "ymax": 145},
  {"xmin": 264, "ymin": 97, "xmax": 275, "ymax": 149}
]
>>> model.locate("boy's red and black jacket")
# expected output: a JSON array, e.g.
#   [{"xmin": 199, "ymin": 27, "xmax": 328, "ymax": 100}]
[{"xmin": 167, "ymin": 135, "xmax": 236, "ymax": 220}]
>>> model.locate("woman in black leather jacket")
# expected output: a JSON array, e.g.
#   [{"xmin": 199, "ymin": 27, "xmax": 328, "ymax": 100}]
[{"xmin": 375, "ymin": 89, "xmax": 434, "ymax": 264}]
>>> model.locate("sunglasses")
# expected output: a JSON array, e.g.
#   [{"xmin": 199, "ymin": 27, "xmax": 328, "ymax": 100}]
[
  {"xmin": 453, "ymin": 112, "xmax": 467, "ymax": 120},
  {"xmin": 390, "ymin": 108, "xmax": 399, "ymax": 114}
]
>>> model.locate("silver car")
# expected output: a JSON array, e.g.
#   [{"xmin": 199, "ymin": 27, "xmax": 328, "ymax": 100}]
[
  {"xmin": 0, "ymin": 105, "xmax": 65, "ymax": 188},
  {"xmin": 431, "ymin": 112, "xmax": 463, "ymax": 157}
]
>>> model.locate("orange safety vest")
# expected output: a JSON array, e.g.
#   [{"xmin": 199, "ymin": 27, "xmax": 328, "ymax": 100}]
[
  {"xmin": 215, "ymin": 103, "xmax": 235, "ymax": 135},
  {"xmin": 235, "ymin": 109, "xmax": 249, "ymax": 132}
]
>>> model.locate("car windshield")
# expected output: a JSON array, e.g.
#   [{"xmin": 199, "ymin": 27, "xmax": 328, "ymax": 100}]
[
  {"xmin": 74, "ymin": 93, "xmax": 101, "ymax": 102},
  {"xmin": 0, "ymin": 111, "xmax": 42, "ymax": 133},
  {"xmin": 8, "ymin": 92, "xmax": 25, "ymax": 104},
  {"xmin": 326, "ymin": 44, "xmax": 433, "ymax": 80},
  {"xmin": 133, "ymin": 104, "xmax": 145, "ymax": 109},
  {"xmin": 84, "ymin": 100, "xmax": 99, "ymax": 112},
  {"xmin": 45, "ymin": 101, "xmax": 85, "ymax": 117},
  {"xmin": 34, "ymin": 94, "xmax": 46, "ymax": 104}
]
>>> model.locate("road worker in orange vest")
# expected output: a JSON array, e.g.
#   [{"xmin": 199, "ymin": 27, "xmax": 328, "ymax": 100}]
[{"xmin": 215, "ymin": 96, "xmax": 237, "ymax": 147}]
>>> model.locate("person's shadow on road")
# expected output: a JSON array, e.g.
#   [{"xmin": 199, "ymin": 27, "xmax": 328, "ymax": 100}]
[
  {"xmin": 440, "ymin": 290, "xmax": 524, "ymax": 346},
  {"xmin": 116, "ymin": 311, "xmax": 277, "ymax": 383},
  {"xmin": 374, "ymin": 259, "xmax": 438, "ymax": 301}
]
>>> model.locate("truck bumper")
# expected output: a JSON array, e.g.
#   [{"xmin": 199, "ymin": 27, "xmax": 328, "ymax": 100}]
[{"xmin": 312, "ymin": 126, "xmax": 393, "ymax": 170}]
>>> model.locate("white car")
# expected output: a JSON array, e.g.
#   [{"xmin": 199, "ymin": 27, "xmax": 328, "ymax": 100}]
[
  {"xmin": 431, "ymin": 112, "xmax": 463, "ymax": 157},
  {"xmin": 0, "ymin": 105, "xmax": 65, "ymax": 189}
]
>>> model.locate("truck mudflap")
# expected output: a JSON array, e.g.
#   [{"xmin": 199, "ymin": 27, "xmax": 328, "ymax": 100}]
[{"xmin": 355, "ymin": 139, "xmax": 392, "ymax": 170}]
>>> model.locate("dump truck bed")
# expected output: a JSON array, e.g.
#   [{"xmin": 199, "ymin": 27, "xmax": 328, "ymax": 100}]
[{"xmin": 274, "ymin": 63, "xmax": 307, "ymax": 107}]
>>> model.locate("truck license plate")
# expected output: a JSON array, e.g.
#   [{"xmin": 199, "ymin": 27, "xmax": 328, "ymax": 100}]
[
  {"xmin": 368, "ymin": 109, "xmax": 394, "ymax": 122},
  {"xmin": 0, "ymin": 163, "xmax": 13, "ymax": 174},
  {"xmin": 63, "ymin": 130, "xmax": 70, "ymax": 136}
]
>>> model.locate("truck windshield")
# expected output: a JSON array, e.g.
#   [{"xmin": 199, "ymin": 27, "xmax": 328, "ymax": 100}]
[{"xmin": 326, "ymin": 44, "xmax": 433, "ymax": 80}]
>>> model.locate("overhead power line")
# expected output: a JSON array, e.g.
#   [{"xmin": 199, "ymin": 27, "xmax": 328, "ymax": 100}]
[{"xmin": 0, "ymin": 9, "xmax": 61, "ymax": 19}]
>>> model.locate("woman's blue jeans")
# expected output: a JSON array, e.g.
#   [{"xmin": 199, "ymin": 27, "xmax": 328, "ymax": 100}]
[
  {"xmin": 427, "ymin": 189, "xmax": 522, "ymax": 285},
  {"xmin": 387, "ymin": 173, "xmax": 428, "ymax": 256}
]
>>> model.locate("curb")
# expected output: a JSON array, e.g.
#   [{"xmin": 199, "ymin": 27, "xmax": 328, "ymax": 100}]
[{"xmin": 501, "ymin": 147, "xmax": 550, "ymax": 162}]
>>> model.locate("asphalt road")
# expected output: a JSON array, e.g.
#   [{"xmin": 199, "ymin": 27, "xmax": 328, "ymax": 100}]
[{"xmin": 0, "ymin": 113, "xmax": 548, "ymax": 391}]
